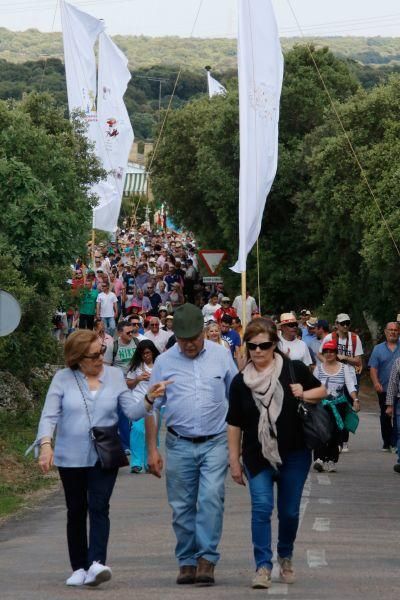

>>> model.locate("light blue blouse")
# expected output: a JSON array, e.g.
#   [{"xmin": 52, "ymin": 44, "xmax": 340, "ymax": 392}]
[{"xmin": 34, "ymin": 366, "xmax": 147, "ymax": 467}]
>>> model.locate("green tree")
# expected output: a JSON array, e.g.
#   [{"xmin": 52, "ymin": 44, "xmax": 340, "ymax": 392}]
[
  {"xmin": 151, "ymin": 46, "xmax": 360, "ymax": 313},
  {"xmin": 0, "ymin": 92, "xmax": 104, "ymax": 381}
]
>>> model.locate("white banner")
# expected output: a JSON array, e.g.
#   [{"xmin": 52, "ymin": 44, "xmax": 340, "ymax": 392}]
[
  {"xmin": 231, "ymin": 0, "xmax": 284, "ymax": 273},
  {"xmin": 60, "ymin": 0, "xmax": 104, "ymax": 149},
  {"xmin": 61, "ymin": 1, "xmax": 133, "ymax": 233},
  {"xmin": 93, "ymin": 32, "xmax": 134, "ymax": 232},
  {"xmin": 207, "ymin": 70, "xmax": 227, "ymax": 98}
]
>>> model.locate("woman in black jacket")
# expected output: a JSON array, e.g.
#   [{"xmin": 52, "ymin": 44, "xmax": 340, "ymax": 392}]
[{"xmin": 227, "ymin": 318, "xmax": 326, "ymax": 590}]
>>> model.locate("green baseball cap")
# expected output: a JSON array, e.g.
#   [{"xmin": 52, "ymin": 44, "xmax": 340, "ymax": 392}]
[{"xmin": 173, "ymin": 303, "xmax": 204, "ymax": 339}]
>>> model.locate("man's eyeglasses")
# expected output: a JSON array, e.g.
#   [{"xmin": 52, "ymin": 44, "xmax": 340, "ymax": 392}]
[
  {"xmin": 125, "ymin": 330, "xmax": 134, "ymax": 335},
  {"xmin": 83, "ymin": 345, "xmax": 107, "ymax": 360},
  {"xmin": 283, "ymin": 322, "xmax": 297, "ymax": 329},
  {"xmin": 339, "ymin": 321, "xmax": 350, "ymax": 327},
  {"xmin": 322, "ymin": 349, "xmax": 337, "ymax": 355},
  {"xmin": 247, "ymin": 341, "xmax": 274, "ymax": 351}
]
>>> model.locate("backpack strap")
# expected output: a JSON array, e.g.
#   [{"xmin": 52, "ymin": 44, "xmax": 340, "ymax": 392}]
[
  {"xmin": 112, "ymin": 339, "xmax": 119, "ymax": 365},
  {"xmin": 351, "ymin": 332, "xmax": 357, "ymax": 355}
]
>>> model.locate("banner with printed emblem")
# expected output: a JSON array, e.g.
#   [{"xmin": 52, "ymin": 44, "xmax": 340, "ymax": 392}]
[
  {"xmin": 231, "ymin": 0, "xmax": 284, "ymax": 273},
  {"xmin": 93, "ymin": 32, "xmax": 134, "ymax": 232}
]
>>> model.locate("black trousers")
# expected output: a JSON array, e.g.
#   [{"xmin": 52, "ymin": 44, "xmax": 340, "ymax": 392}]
[
  {"xmin": 58, "ymin": 463, "xmax": 118, "ymax": 571},
  {"xmin": 314, "ymin": 429, "xmax": 341, "ymax": 463},
  {"xmin": 79, "ymin": 314, "xmax": 95, "ymax": 330},
  {"xmin": 377, "ymin": 392, "xmax": 394, "ymax": 448}
]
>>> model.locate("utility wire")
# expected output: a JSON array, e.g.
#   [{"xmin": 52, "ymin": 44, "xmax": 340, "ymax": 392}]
[{"xmin": 287, "ymin": 0, "xmax": 400, "ymax": 258}]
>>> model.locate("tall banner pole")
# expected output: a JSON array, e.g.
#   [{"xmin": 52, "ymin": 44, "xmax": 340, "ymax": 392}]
[
  {"xmin": 256, "ymin": 239, "xmax": 261, "ymax": 314},
  {"xmin": 241, "ymin": 271, "xmax": 247, "ymax": 331},
  {"xmin": 91, "ymin": 229, "xmax": 95, "ymax": 267}
]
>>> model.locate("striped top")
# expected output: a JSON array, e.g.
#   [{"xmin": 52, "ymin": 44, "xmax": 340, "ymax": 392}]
[
  {"xmin": 314, "ymin": 363, "xmax": 356, "ymax": 397},
  {"xmin": 386, "ymin": 358, "xmax": 400, "ymax": 406}
]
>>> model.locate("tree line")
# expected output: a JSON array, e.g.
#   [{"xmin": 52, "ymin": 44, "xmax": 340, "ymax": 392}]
[
  {"xmin": 150, "ymin": 45, "xmax": 400, "ymax": 332},
  {"xmin": 4, "ymin": 27, "xmax": 400, "ymax": 69}
]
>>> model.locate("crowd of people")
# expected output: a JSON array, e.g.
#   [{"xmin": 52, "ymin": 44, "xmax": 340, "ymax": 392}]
[{"xmin": 33, "ymin": 223, "xmax": 400, "ymax": 590}]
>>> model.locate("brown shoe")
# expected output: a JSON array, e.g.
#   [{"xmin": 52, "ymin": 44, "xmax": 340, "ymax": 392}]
[
  {"xmin": 195, "ymin": 557, "xmax": 215, "ymax": 586},
  {"xmin": 176, "ymin": 565, "xmax": 196, "ymax": 584}
]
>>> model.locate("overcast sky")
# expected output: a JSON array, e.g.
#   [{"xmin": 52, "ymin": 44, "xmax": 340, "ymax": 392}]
[{"xmin": 3, "ymin": 0, "xmax": 400, "ymax": 38}]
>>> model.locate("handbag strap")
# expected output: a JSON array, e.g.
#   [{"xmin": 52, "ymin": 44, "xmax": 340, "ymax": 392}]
[
  {"xmin": 73, "ymin": 371, "xmax": 94, "ymax": 434},
  {"xmin": 288, "ymin": 359, "xmax": 296, "ymax": 384}
]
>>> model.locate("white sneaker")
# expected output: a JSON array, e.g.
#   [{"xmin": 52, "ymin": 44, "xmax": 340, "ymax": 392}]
[
  {"xmin": 326, "ymin": 461, "xmax": 337, "ymax": 472},
  {"xmin": 84, "ymin": 562, "xmax": 112, "ymax": 587},
  {"xmin": 313, "ymin": 459, "xmax": 325, "ymax": 472},
  {"xmin": 341, "ymin": 443, "xmax": 349, "ymax": 453},
  {"xmin": 66, "ymin": 568, "xmax": 86, "ymax": 586}
]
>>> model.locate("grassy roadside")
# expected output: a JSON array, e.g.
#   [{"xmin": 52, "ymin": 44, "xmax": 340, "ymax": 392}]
[{"xmin": 0, "ymin": 405, "xmax": 58, "ymax": 519}]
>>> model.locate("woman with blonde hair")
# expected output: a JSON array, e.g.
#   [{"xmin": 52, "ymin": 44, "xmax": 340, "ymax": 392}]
[{"xmin": 205, "ymin": 321, "xmax": 230, "ymax": 351}]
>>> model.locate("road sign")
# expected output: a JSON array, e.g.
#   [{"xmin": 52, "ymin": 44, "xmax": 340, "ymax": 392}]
[
  {"xmin": 198, "ymin": 250, "xmax": 227, "ymax": 275},
  {"xmin": 203, "ymin": 276, "xmax": 223, "ymax": 284},
  {"xmin": 0, "ymin": 290, "xmax": 21, "ymax": 336}
]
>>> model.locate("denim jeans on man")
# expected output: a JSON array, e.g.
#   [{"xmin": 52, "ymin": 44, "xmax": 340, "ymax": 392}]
[
  {"xmin": 395, "ymin": 402, "xmax": 400, "ymax": 463},
  {"xmin": 101, "ymin": 316, "xmax": 116, "ymax": 337},
  {"xmin": 245, "ymin": 449, "xmax": 311, "ymax": 570},
  {"xmin": 58, "ymin": 462, "xmax": 118, "ymax": 570},
  {"xmin": 165, "ymin": 431, "xmax": 228, "ymax": 566}
]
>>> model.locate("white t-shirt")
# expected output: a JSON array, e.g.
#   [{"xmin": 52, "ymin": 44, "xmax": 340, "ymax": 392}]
[
  {"xmin": 144, "ymin": 329, "xmax": 171, "ymax": 353},
  {"xmin": 320, "ymin": 333, "xmax": 363, "ymax": 357},
  {"xmin": 232, "ymin": 295, "xmax": 258, "ymax": 324},
  {"xmin": 96, "ymin": 291, "xmax": 117, "ymax": 317},
  {"xmin": 278, "ymin": 335, "xmax": 312, "ymax": 366},
  {"xmin": 202, "ymin": 303, "xmax": 221, "ymax": 322},
  {"xmin": 127, "ymin": 363, "xmax": 152, "ymax": 399}
]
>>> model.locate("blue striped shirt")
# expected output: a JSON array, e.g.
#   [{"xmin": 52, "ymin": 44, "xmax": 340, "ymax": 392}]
[{"xmin": 150, "ymin": 339, "xmax": 238, "ymax": 437}]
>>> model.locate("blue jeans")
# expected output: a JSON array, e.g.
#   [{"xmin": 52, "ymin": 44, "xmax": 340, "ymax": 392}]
[
  {"xmin": 395, "ymin": 402, "xmax": 400, "ymax": 462},
  {"xmin": 101, "ymin": 316, "xmax": 116, "ymax": 337},
  {"xmin": 165, "ymin": 431, "xmax": 228, "ymax": 566},
  {"xmin": 245, "ymin": 449, "xmax": 311, "ymax": 570}
]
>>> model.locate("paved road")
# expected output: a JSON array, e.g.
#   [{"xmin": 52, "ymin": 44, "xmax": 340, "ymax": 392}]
[{"xmin": 1, "ymin": 406, "xmax": 399, "ymax": 600}]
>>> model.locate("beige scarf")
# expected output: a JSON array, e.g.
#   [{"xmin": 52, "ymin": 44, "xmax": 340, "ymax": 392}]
[{"xmin": 243, "ymin": 352, "xmax": 284, "ymax": 470}]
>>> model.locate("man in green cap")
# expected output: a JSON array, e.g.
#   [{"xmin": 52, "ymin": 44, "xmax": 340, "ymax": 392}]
[{"xmin": 146, "ymin": 303, "xmax": 237, "ymax": 586}]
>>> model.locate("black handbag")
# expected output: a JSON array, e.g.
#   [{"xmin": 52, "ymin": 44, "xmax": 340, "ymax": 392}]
[
  {"xmin": 74, "ymin": 372, "xmax": 129, "ymax": 469},
  {"xmin": 288, "ymin": 362, "xmax": 335, "ymax": 450}
]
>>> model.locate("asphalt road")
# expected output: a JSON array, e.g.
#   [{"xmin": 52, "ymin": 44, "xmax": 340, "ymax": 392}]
[{"xmin": 1, "ymin": 404, "xmax": 399, "ymax": 600}]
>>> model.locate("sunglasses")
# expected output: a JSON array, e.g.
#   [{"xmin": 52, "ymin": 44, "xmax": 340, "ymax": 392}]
[
  {"xmin": 322, "ymin": 349, "xmax": 337, "ymax": 354},
  {"xmin": 83, "ymin": 345, "xmax": 107, "ymax": 360},
  {"xmin": 125, "ymin": 330, "xmax": 134, "ymax": 335},
  {"xmin": 283, "ymin": 322, "xmax": 297, "ymax": 328},
  {"xmin": 338, "ymin": 321, "xmax": 351, "ymax": 327},
  {"xmin": 247, "ymin": 341, "xmax": 274, "ymax": 351}
]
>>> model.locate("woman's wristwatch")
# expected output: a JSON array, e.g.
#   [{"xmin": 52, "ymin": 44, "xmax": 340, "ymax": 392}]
[{"xmin": 145, "ymin": 394, "xmax": 155, "ymax": 406}]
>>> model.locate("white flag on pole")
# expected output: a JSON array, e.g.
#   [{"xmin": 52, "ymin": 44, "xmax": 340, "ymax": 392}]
[
  {"xmin": 231, "ymin": 0, "xmax": 284, "ymax": 273},
  {"xmin": 60, "ymin": 0, "xmax": 104, "ymax": 151},
  {"xmin": 61, "ymin": 1, "xmax": 133, "ymax": 233},
  {"xmin": 207, "ymin": 70, "xmax": 227, "ymax": 98},
  {"xmin": 93, "ymin": 32, "xmax": 134, "ymax": 232}
]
